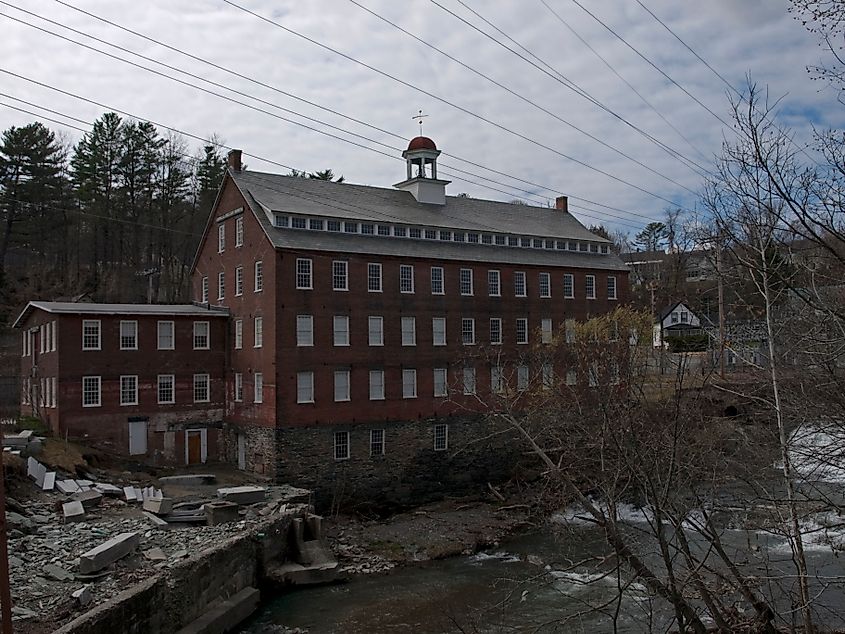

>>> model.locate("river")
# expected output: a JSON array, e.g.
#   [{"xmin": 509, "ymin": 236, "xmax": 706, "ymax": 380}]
[{"xmin": 241, "ymin": 423, "xmax": 845, "ymax": 633}]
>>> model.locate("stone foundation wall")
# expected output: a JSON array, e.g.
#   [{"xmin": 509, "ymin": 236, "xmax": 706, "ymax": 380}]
[
  {"xmin": 275, "ymin": 415, "xmax": 523, "ymax": 511},
  {"xmin": 220, "ymin": 423, "xmax": 278, "ymax": 477}
]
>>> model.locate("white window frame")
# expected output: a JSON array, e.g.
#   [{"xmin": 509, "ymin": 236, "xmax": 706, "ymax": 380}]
[
  {"xmin": 488, "ymin": 270, "xmax": 501, "ymax": 297},
  {"xmin": 119, "ymin": 375, "xmax": 138, "ymax": 406},
  {"xmin": 607, "ymin": 275, "xmax": 617, "ymax": 300},
  {"xmin": 193, "ymin": 373, "xmax": 210, "ymax": 403},
  {"xmin": 235, "ymin": 216, "xmax": 243, "ymax": 247},
  {"xmin": 542, "ymin": 363, "xmax": 554, "ymax": 390},
  {"xmin": 234, "ymin": 319, "xmax": 243, "ymax": 349},
  {"xmin": 296, "ymin": 315, "xmax": 314, "ymax": 347},
  {"xmin": 119, "ymin": 320, "xmax": 138, "ymax": 350},
  {"xmin": 334, "ymin": 431, "xmax": 350, "ymax": 461},
  {"xmin": 82, "ymin": 319, "xmax": 101, "ymax": 351},
  {"xmin": 82, "ymin": 376, "xmax": 101, "ymax": 407},
  {"xmin": 332, "ymin": 260, "xmax": 349, "ymax": 291},
  {"xmin": 461, "ymin": 318, "xmax": 475, "ymax": 345},
  {"xmin": 463, "ymin": 366, "xmax": 476, "ymax": 395},
  {"xmin": 157, "ymin": 320, "xmax": 174, "ymax": 350},
  {"xmin": 516, "ymin": 318, "xmax": 529, "ymax": 345},
  {"xmin": 217, "ymin": 223, "xmax": 225, "ymax": 253},
  {"xmin": 491, "ymin": 365, "xmax": 504, "ymax": 393},
  {"xmin": 368, "ymin": 263, "xmax": 382, "ymax": 292},
  {"xmin": 539, "ymin": 272, "xmax": 551, "ymax": 298},
  {"xmin": 297, "ymin": 371, "xmax": 314, "ymax": 403},
  {"xmin": 296, "ymin": 258, "xmax": 313, "ymax": 290},
  {"xmin": 427, "ymin": 266, "xmax": 444, "ymax": 296},
  {"xmin": 254, "ymin": 316, "xmax": 264, "ymax": 348},
  {"xmin": 254, "ymin": 372, "xmax": 264, "ymax": 403},
  {"xmin": 432, "ymin": 317, "xmax": 447, "ymax": 346},
  {"xmin": 235, "ymin": 266, "xmax": 244, "ymax": 296},
  {"xmin": 201, "ymin": 276, "xmax": 209, "ymax": 303},
  {"xmin": 459, "ymin": 268, "xmax": 474, "ymax": 296},
  {"xmin": 586, "ymin": 274, "xmax": 596, "ymax": 300},
  {"xmin": 218, "ymin": 271, "xmax": 225, "ymax": 300},
  {"xmin": 541, "ymin": 318, "xmax": 553, "ymax": 344},
  {"xmin": 517, "ymin": 365, "xmax": 529, "ymax": 391},
  {"xmin": 334, "ymin": 369, "xmax": 351, "ymax": 402},
  {"xmin": 368, "ymin": 316, "xmax": 384, "ymax": 346},
  {"xmin": 402, "ymin": 368, "xmax": 417, "ymax": 399},
  {"xmin": 490, "ymin": 318, "xmax": 502, "ymax": 345},
  {"xmin": 514, "ymin": 271, "xmax": 527, "ymax": 297},
  {"xmin": 254, "ymin": 261, "xmax": 264, "ymax": 292},
  {"xmin": 369, "ymin": 369, "xmax": 385, "ymax": 400},
  {"xmin": 370, "ymin": 429, "xmax": 385, "ymax": 456},
  {"xmin": 399, "ymin": 264, "xmax": 415, "ymax": 293},
  {"xmin": 563, "ymin": 273, "xmax": 575, "ymax": 299},
  {"xmin": 234, "ymin": 372, "xmax": 243, "ymax": 402},
  {"xmin": 333, "ymin": 315, "xmax": 350, "ymax": 346},
  {"xmin": 433, "ymin": 367, "xmax": 448, "ymax": 397},
  {"xmin": 401, "ymin": 316, "xmax": 416, "ymax": 346},
  {"xmin": 434, "ymin": 423, "xmax": 448, "ymax": 451},
  {"xmin": 157, "ymin": 374, "xmax": 175, "ymax": 404},
  {"xmin": 193, "ymin": 321, "xmax": 210, "ymax": 350}
]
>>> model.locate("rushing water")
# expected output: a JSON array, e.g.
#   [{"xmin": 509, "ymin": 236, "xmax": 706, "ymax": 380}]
[{"xmin": 241, "ymin": 424, "xmax": 845, "ymax": 633}]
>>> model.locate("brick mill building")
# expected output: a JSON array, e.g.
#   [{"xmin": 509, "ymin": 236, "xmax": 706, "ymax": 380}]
[{"xmin": 16, "ymin": 136, "xmax": 629, "ymax": 505}]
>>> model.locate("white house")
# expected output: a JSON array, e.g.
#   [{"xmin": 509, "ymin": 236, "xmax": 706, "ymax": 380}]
[{"xmin": 653, "ymin": 301, "xmax": 702, "ymax": 348}]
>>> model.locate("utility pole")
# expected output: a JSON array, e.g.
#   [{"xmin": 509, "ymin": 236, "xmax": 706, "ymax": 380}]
[
  {"xmin": 0, "ymin": 423, "xmax": 14, "ymax": 633},
  {"xmin": 717, "ymin": 237, "xmax": 726, "ymax": 379}
]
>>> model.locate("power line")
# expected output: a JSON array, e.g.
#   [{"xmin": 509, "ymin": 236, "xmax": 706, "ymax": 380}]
[
  {"xmin": 3, "ymin": 2, "xmax": 660, "ymax": 224},
  {"xmin": 219, "ymin": 0, "xmax": 692, "ymax": 211}
]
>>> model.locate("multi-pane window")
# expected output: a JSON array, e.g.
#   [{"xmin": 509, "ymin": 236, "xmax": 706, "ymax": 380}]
[
  {"xmin": 490, "ymin": 318, "xmax": 502, "ymax": 345},
  {"xmin": 296, "ymin": 258, "xmax": 312, "ymax": 289},
  {"xmin": 120, "ymin": 320, "xmax": 138, "ymax": 350},
  {"xmin": 234, "ymin": 319, "xmax": 243, "ymax": 349},
  {"xmin": 254, "ymin": 317, "xmax": 264, "ymax": 348},
  {"xmin": 120, "ymin": 375, "xmax": 138, "ymax": 405},
  {"xmin": 491, "ymin": 365, "xmax": 504, "ymax": 393},
  {"xmin": 488, "ymin": 270, "xmax": 501, "ymax": 296},
  {"xmin": 235, "ymin": 216, "xmax": 243, "ymax": 247},
  {"xmin": 254, "ymin": 372, "xmax": 264, "ymax": 403},
  {"xmin": 235, "ymin": 266, "xmax": 244, "ymax": 296},
  {"xmin": 370, "ymin": 429, "xmax": 385, "ymax": 456},
  {"xmin": 332, "ymin": 261, "xmax": 349, "ymax": 291},
  {"xmin": 517, "ymin": 365, "xmax": 529, "ymax": 391},
  {"xmin": 254, "ymin": 261, "xmax": 263, "ymax": 292},
  {"xmin": 432, "ymin": 318, "xmax": 447, "ymax": 346},
  {"xmin": 193, "ymin": 321, "xmax": 210, "ymax": 349},
  {"xmin": 158, "ymin": 320, "xmax": 174, "ymax": 350},
  {"xmin": 608, "ymin": 276, "xmax": 617, "ymax": 300},
  {"xmin": 539, "ymin": 272, "xmax": 551, "ymax": 298},
  {"xmin": 586, "ymin": 275, "xmax": 596, "ymax": 300},
  {"xmin": 459, "ymin": 268, "xmax": 473, "ymax": 295},
  {"xmin": 563, "ymin": 274, "xmax": 574, "ymax": 299},
  {"xmin": 333, "ymin": 316, "xmax": 350, "ymax": 346},
  {"xmin": 218, "ymin": 224, "xmax": 225, "ymax": 253},
  {"xmin": 193, "ymin": 373, "xmax": 210, "ymax": 403},
  {"xmin": 589, "ymin": 364, "xmax": 599, "ymax": 387},
  {"xmin": 157, "ymin": 374, "xmax": 174, "ymax": 404},
  {"xmin": 566, "ymin": 369, "xmax": 578, "ymax": 386},
  {"xmin": 400, "ymin": 264, "xmax": 414, "ymax": 293},
  {"xmin": 434, "ymin": 423, "xmax": 448, "ymax": 451},
  {"xmin": 565, "ymin": 319, "xmax": 576, "ymax": 344},
  {"xmin": 514, "ymin": 271, "xmax": 527, "ymax": 297},
  {"xmin": 82, "ymin": 320, "xmax": 101, "ymax": 350},
  {"xmin": 402, "ymin": 368, "xmax": 417, "ymax": 398},
  {"xmin": 430, "ymin": 266, "xmax": 444, "ymax": 294},
  {"xmin": 201, "ymin": 276, "xmax": 209, "ymax": 303},
  {"xmin": 334, "ymin": 431, "xmax": 350, "ymax": 460},
  {"xmin": 368, "ymin": 263, "xmax": 382, "ymax": 292},
  {"xmin": 368, "ymin": 316, "xmax": 384, "ymax": 346},
  {"xmin": 542, "ymin": 364, "xmax": 554, "ymax": 390},
  {"xmin": 433, "ymin": 368, "xmax": 448, "ymax": 397},
  {"xmin": 334, "ymin": 370, "xmax": 350, "ymax": 402},
  {"xmin": 218, "ymin": 271, "xmax": 225, "ymax": 300},
  {"xmin": 516, "ymin": 318, "xmax": 529, "ymax": 344},
  {"xmin": 369, "ymin": 370, "xmax": 385, "ymax": 400},
  {"xmin": 401, "ymin": 317, "xmax": 416, "ymax": 346},
  {"xmin": 82, "ymin": 376, "xmax": 101, "ymax": 407},
  {"xmin": 296, "ymin": 315, "xmax": 314, "ymax": 346},
  {"xmin": 463, "ymin": 366, "xmax": 476, "ymax": 395},
  {"xmin": 462, "ymin": 318, "xmax": 475, "ymax": 345},
  {"xmin": 541, "ymin": 318, "xmax": 553, "ymax": 344},
  {"xmin": 297, "ymin": 372, "xmax": 314, "ymax": 403},
  {"xmin": 234, "ymin": 373, "xmax": 243, "ymax": 402}
]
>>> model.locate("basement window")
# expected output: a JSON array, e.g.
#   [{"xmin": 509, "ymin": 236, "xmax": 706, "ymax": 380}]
[{"xmin": 334, "ymin": 431, "xmax": 350, "ymax": 460}]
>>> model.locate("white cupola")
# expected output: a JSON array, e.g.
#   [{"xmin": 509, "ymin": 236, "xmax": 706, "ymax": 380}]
[{"xmin": 394, "ymin": 136, "xmax": 450, "ymax": 205}]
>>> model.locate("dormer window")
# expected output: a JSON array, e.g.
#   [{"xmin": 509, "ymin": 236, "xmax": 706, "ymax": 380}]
[
  {"xmin": 327, "ymin": 220, "xmax": 341, "ymax": 232},
  {"xmin": 291, "ymin": 217, "xmax": 306, "ymax": 229},
  {"xmin": 274, "ymin": 214, "xmax": 288, "ymax": 228},
  {"xmin": 378, "ymin": 225, "xmax": 391, "ymax": 236},
  {"xmin": 309, "ymin": 218, "xmax": 323, "ymax": 230},
  {"xmin": 409, "ymin": 228, "xmax": 421, "ymax": 238},
  {"xmin": 468, "ymin": 233, "xmax": 479, "ymax": 243},
  {"xmin": 344, "ymin": 222, "xmax": 358, "ymax": 233},
  {"xmin": 439, "ymin": 230, "xmax": 452, "ymax": 241},
  {"xmin": 394, "ymin": 226, "xmax": 407, "ymax": 237},
  {"xmin": 361, "ymin": 223, "xmax": 374, "ymax": 234},
  {"xmin": 425, "ymin": 229, "xmax": 437, "ymax": 240}
]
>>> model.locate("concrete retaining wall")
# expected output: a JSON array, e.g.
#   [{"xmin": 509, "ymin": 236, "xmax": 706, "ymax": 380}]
[{"xmin": 54, "ymin": 511, "xmax": 296, "ymax": 634}]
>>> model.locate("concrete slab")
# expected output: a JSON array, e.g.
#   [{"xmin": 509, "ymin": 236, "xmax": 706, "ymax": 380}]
[
  {"xmin": 204, "ymin": 501, "xmax": 239, "ymax": 526},
  {"xmin": 72, "ymin": 490, "xmax": 103, "ymax": 509},
  {"xmin": 143, "ymin": 497, "xmax": 173, "ymax": 515},
  {"xmin": 142, "ymin": 511, "xmax": 171, "ymax": 529},
  {"xmin": 94, "ymin": 483, "xmax": 122, "ymax": 497},
  {"xmin": 42, "ymin": 472, "xmax": 56, "ymax": 491},
  {"xmin": 78, "ymin": 532, "xmax": 140, "ymax": 574},
  {"xmin": 134, "ymin": 487, "xmax": 144, "ymax": 502},
  {"xmin": 143, "ymin": 547, "xmax": 167, "ymax": 561},
  {"xmin": 159, "ymin": 474, "xmax": 217, "ymax": 486},
  {"xmin": 123, "ymin": 486, "xmax": 138, "ymax": 502},
  {"xmin": 175, "ymin": 587, "xmax": 260, "ymax": 634},
  {"xmin": 57, "ymin": 480, "xmax": 81, "ymax": 495},
  {"xmin": 75, "ymin": 480, "xmax": 94, "ymax": 488},
  {"xmin": 216, "ymin": 486, "xmax": 267, "ymax": 505},
  {"xmin": 62, "ymin": 501, "xmax": 86, "ymax": 523},
  {"xmin": 26, "ymin": 457, "xmax": 37, "ymax": 478}
]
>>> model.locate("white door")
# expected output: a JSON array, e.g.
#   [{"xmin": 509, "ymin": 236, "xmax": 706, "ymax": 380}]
[
  {"xmin": 128, "ymin": 421, "xmax": 147, "ymax": 455},
  {"xmin": 237, "ymin": 434, "xmax": 246, "ymax": 470}
]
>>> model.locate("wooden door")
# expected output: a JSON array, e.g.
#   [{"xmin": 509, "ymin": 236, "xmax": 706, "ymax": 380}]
[{"xmin": 187, "ymin": 431, "xmax": 202, "ymax": 465}]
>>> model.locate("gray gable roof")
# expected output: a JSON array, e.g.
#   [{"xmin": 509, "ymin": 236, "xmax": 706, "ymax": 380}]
[
  {"xmin": 13, "ymin": 301, "xmax": 228, "ymax": 328},
  {"xmin": 230, "ymin": 170, "xmax": 628, "ymax": 271}
]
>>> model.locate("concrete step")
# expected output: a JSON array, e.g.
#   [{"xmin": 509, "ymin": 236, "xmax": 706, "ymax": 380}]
[
  {"xmin": 266, "ymin": 561, "xmax": 343, "ymax": 587},
  {"xmin": 175, "ymin": 586, "xmax": 260, "ymax": 634}
]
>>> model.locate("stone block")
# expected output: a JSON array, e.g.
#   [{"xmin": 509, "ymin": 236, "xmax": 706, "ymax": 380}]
[
  {"xmin": 62, "ymin": 501, "xmax": 86, "ymax": 523},
  {"xmin": 123, "ymin": 486, "xmax": 139, "ymax": 502},
  {"xmin": 217, "ymin": 485, "xmax": 266, "ymax": 505},
  {"xmin": 72, "ymin": 490, "xmax": 103, "ymax": 509},
  {"xmin": 204, "ymin": 501, "xmax": 240, "ymax": 525},
  {"xmin": 94, "ymin": 483, "xmax": 122, "ymax": 497},
  {"xmin": 78, "ymin": 532, "xmax": 139, "ymax": 574},
  {"xmin": 26, "ymin": 456, "xmax": 38, "ymax": 478},
  {"xmin": 175, "ymin": 587, "xmax": 260, "ymax": 634},
  {"xmin": 159, "ymin": 474, "xmax": 216, "ymax": 486},
  {"xmin": 143, "ymin": 511, "xmax": 170, "ymax": 529},
  {"xmin": 143, "ymin": 547, "xmax": 167, "ymax": 561},
  {"xmin": 43, "ymin": 563, "xmax": 74, "ymax": 581},
  {"xmin": 142, "ymin": 497, "xmax": 173, "ymax": 515},
  {"xmin": 42, "ymin": 472, "xmax": 56, "ymax": 491},
  {"xmin": 56, "ymin": 480, "xmax": 81, "ymax": 494},
  {"xmin": 72, "ymin": 586, "xmax": 92, "ymax": 607}
]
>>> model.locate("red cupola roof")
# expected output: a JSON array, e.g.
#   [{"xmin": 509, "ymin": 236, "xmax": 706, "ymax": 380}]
[{"xmin": 407, "ymin": 136, "xmax": 437, "ymax": 151}]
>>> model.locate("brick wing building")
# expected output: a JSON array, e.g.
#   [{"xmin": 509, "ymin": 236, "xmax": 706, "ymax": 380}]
[
  {"xmin": 193, "ymin": 137, "xmax": 629, "ymax": 505},
  {"xmin": 14, "ymin": 302, "xmax": 228, "ymax": 464}
]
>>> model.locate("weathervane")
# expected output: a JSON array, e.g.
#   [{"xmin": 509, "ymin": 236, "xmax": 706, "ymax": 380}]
[{"xmin": 412, "ymin": 109, "xmax": 428, "ymax": 135}]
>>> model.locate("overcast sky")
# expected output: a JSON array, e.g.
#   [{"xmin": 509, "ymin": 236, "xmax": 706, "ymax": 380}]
[{"xmin": 1, "ymin": 0, "xmax": 841, "ymax": 237}]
